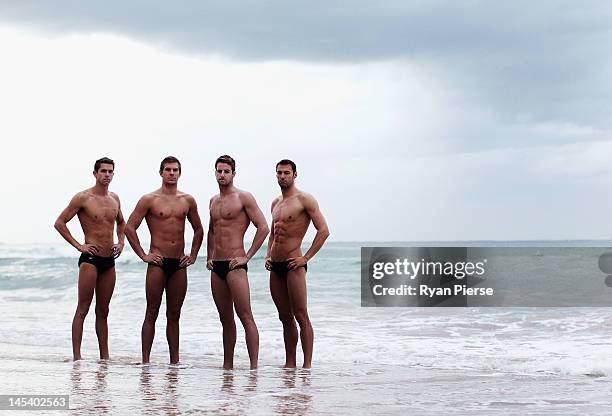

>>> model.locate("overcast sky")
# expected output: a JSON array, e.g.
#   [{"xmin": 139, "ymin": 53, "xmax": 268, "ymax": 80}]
[{"xmin": 1, "ymin": 1, "xmax": 611, "ymax": 244}]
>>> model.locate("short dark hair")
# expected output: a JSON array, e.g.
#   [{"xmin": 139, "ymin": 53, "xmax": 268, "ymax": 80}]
[
  {"xmin": 276, "ymin": 159, "xmax": 296, "ymax": 173},
  {"xmin": 215, "ymin": 155, "xmax": 236, "ymax": 172},
  {"xmin": 94, "ymin": 157, "xmax": 114, "ymax": 172},
  {"xmin": 160, "ymin": 156, "xmax": 181, "ymax": 173}
]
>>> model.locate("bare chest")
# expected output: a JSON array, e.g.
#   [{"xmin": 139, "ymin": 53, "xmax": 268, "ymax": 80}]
[
  {"xmin": 273, "ymin": 199, "xmax": 305, "ymax": 224},
  {"xmin": 149, "ymin": 198, "xmax": 189, "ymax": 220},
  {"xmin": 211, "ymin": 197, "xmax": 244, "ymax": 221},
  {"xmin": 81, "ymin": 198, "xmax": 118, "ymax": 223}
]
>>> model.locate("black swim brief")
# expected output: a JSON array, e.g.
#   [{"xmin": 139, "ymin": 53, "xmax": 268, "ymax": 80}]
[
  {"xmin": 78, "ymin": 253, "xmax": 115, "ymax": 274},
  {"xmin": 152, "ymin": 257, "xmax": 185, "ymax": 279},
  {"xmin": 212, "ymin": 260, "xmax": 248, "ymax": 280},
  {"xmin": 270, "ymin": 261, "xmax": 307, "ymax": 279}
]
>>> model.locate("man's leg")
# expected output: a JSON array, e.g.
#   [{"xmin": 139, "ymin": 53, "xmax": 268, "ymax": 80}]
[
  {"xmin": 142, "ymin": 265, "xmax": 165, "ymax": 363},
  {"xmin": 286, "ymin": 267, "xmax": 313, "ymax": 368},
  {"xmin": 72, "ymin": 264, "xmax": 97, "ymax": 361},
  {"xmin": 227, "ymin": 269, "xmax": 259, "ymax": 369},
  {"xmin": 211, "ymin": 272, "xmax": 236, "ymax": 369},
  {"xmin": 94, "ymin": 267, "xmax": 116, "ymax": 360},
  {"xmin": 269, "ymin": 271, "xmax": 298, "ymax": 368},
  {"xmin": 165, "ymin": 268, "xmax": 187, "ymax": 364}
]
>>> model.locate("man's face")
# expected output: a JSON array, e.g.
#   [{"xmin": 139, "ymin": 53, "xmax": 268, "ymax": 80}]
[
  {"xmin": 276, "ymin": 164, "xmax": 296, "ymax": 189},
  {"xmin": 94, "ymin": 163, "xmax": 114, "ymax": 185},
  {"xmin": 215, "ymin": 162, "xmax": 235, "ymax": 187},
  {"xmin": 160, "ymin": 162, "xmax": 181, "ymax": 184}
]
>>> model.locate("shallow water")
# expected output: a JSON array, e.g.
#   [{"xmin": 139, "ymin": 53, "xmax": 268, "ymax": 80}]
[{"xmin": 2, "ymin": 242, "xmax": 612, "ymax": 414}]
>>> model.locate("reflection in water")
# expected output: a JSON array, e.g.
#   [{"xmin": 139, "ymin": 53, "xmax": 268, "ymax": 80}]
[
  {"xmin": 221, "ymin": 370, "xmax": 235, "ymax": 393},
  {"xmin": 93, "ymin": 361, "xmax": 111, "ymax": 413},
  {"xmin": 70, "ymin": 361, "xmax": 112, "ymax": 414},
  {"xmin": 69, "ymin": 362, "xmax": 315, "ymax": 414},
  {"xmin": 246, "ymin": 369, "xmax": 258, "ymax": 393},
  {"xmin": 140, "ymin": 365, "xmax": 157, "ymax": 403},
  {"xmin": 70, "ymin": 361, "xmax": 83, "ymax": 394},
  {"xmin": 216, "ymin": 370, "xmax": 235, "ymax": 414},
  {"xmin": 216, "ymin": 369, "xmax": 260, "ymax": 414},
  {"xmin": 163, "ymin": 366, "xmax": 180, "ymax": 415},
  {"xmin": 139, "ymin": 365, "xmax": 182, "ymax": 415},
  {"xmin": 273, "ymin": 368, "xmax": 313, "ymax": 416}
]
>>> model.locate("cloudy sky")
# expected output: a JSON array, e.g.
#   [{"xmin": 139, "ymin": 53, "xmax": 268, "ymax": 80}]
[{"xmin": 1, "ymin": 1, "xmax": 611, "ymax": 244}]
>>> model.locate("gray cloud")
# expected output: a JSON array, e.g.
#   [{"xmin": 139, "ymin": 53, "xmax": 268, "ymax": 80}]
[
  {"xmin": 1, "ymin": 2, "xmax": 612, "ymax": 242},
  {"xmin": 2, "ymin": 0, "xmax": 611, "ymax": 133}
]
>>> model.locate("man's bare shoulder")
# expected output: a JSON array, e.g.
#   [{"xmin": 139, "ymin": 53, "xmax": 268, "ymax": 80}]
[
  {"xmin": 73, "ymin": 189, "xmax": 93, "ymax": 204},
  {"xmin": 209, "ymin": 194, "xmax": 220, "ymax": 205},
  {"xmin": 297, "ymin": 191, "xmax": 318, "ymax": 207},
  {"xmin": 109, "ymin": 192, "xmax": 121, "ymax": 203},
  {"xmin": 177, "ymin": 191, "xmax": 196, "ymax": 203},
  {"xmin": 271, "ymin": 196, "xmax": 282, "ymax": 209},
  {"xmin": 138, "ymin": 192, "xmax": 158, "ymax": 206},
  {"xmin": 237, "ymin": 189, "xmax": 256, "ymax": 204}
]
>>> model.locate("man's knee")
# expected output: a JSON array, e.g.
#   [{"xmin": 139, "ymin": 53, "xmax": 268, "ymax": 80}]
[
  {"xmin": 278, "ymin": 312, "xmax": 295, "ymax": 326},
  {"xmin": 218, "ymin": 312, "xmax": 235, "ymax": 327},
  {"xmin": 144, "ymin": 306, "xmax": 160, "ymax": 322},
  {"xmin": 293, "ymin": 309, "xmax": 310, "ymax": 326},
  {"xmin": 95, "ymin": 305, "xmax": 109, "ymax": 319},
  {"xmin": 236, "ymin": 309, "xmax": 255, "ymax": 327},
  {"xmin": 166, "ymin": 308, "xmax": 181, "ymax": 322},
  {"xmin": 75, "ymin": 302, "xmax": 91, "ymax": 319}
]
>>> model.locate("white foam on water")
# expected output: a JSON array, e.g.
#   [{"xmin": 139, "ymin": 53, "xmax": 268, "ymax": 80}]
[{"xmin": 3, "ymin": 243, "xmax": 612, "ymax": 413}]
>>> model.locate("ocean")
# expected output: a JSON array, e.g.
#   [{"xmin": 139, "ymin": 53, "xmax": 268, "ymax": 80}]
[{"xmin": 2, "ymin": 241, "xmax": 612, "ymax": 415}]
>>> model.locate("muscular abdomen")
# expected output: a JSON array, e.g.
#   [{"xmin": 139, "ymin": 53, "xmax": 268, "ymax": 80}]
[
  {"xmin": 270, "ymin": 217, "xmax": 309, "ymax": 261},
  {"xmin": 78, "ymin": 212, "xmax": 116, "ymax": 257},
  {"xmin": 212, "ymin": 213, "xmax": 249, "ymax": 259},
  {"xmin": 146, "ymin": 215, "xmax": 187, "ymax": 258}
]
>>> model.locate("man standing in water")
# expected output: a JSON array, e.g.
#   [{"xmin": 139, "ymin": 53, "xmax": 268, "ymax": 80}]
[
  {"xmin": 207, "ymin": 155, "xmax": 269, "ymax": 369},
  {"xmin": 266, "ymin": 159, "xmax": 330, "ymax": 368},
  {"xmin": 54, "ymin": 157, "xmax": 125, "ymax": 361},
  {"xmin": 126, "ymin": 156, "xmax": 204, "ymax": 364}
]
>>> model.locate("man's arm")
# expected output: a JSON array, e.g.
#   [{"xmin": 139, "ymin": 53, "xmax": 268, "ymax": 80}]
[
  {"xmin": 287, "ymin": 194, "xmax": 330, "ymax": 270},
  {"xmin": 264, "ymin": 198, "xmax": 279, "ymax": 271},
  {"xmin": 206, "ymin": 198, "xmax": 215, "ymax": 270},
  {"xmin": 230, "ymin": 192, "xmax": 270, "ymax": 269},
  {"xmin": 180, "ymin": 195, "xmax": 204, "ymax": 267},
  {"xmin": 112, "ymin": 193, "xmax": 126, "ymax": 258},
  {"xmin": 54, "ymin": 192, "xmax": 98, "ymax": 255},
  {"xmin": 125, "ymin": 195, "xmax": 161, "ymax": 265}
]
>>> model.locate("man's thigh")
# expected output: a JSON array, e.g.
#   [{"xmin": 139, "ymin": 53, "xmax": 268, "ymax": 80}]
[
  {"xmin": 270, "ymin": 271, "xmax": 292, "ymax": 316},
  {"xmin": 226, "ymin": 269, "xmax": 252, "ymax": 314},
  {"xmin": 96, "ymin": 267, "xmax": 116, "ymax": 308},
  {"xmin": 145, "ymin": 265, "xmax": 166, "ymax": 308},
  {"xmin": 165, "ymin": 268, "xmax": 187, "ymax": 311},
  {"xmin": 77, "ymin": 264, "xmax": 98, "ymax": 305},
  {"xmin": 211, "ymin": 272, "xmax": 233, "ymax": 316},
  {"xmin": 286, "ymin": 267, "xmax": 308, "ymax": 312}
]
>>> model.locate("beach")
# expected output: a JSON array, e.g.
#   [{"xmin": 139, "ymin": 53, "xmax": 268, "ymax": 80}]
[{"xmin": 2, "ymin": 242, "xmax": 612, "ymax": 414}]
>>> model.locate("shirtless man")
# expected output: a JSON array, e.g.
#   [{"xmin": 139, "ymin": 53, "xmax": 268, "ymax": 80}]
[
  {"xmin": 54, "ymin": 157, "xmax": 125, "ymax": 361},
  {"xmin": 207, "ymin": 155, "xmax": 269, "ymax": 369},
  {"xmin": 266, "ymin": 159, "xmax": 330, "ymax": 368},
  {"xmin": 126, "ymin": 156, "xmax": 204, "ymax": 364}
]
